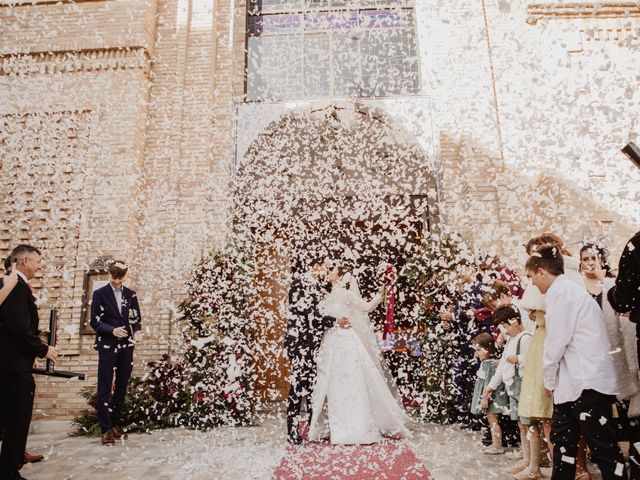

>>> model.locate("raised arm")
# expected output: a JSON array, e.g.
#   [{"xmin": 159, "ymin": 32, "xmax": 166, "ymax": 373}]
[
  {"xmin": 349, "ymin": 288, "xmax": 384, "ymax": 313},
  {"xmin": 0, "ymin": 270, "xmax": 18, "ymax": 306}
]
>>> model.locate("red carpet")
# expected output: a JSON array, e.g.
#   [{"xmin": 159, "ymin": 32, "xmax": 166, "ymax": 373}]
[{"xmin": 272, "ymin": 440, "xmax": 433, "ymax": 480}]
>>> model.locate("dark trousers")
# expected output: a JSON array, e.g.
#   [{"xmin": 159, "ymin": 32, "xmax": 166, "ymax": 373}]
[
  {"xmin": 551, "ymin": 389, "xmax": 627, "ymax": 480},
  {"xmin": 453, "ymin": 355, "xmax": 487, "ymax": 430},
  {"xmin": 452, "ymin": 355, "xmax": 474, "ymax": 425},
  {"xmin": 96, "ymin": 346, "xmax": 134, "ymax": 434},
  {"xmin": 499, "ymin": 414, "xmax": 521, "ymax": 447},
  {"xmin": 0, "ymin": 372, "xmax": 35, "ymax": 476},
  {"xmin": 286, "ymin": 358, "xmax": 315, "ymax": 442},
  {"xmin": 629, "ymin": 416, "xmax": 640, "ymax": 480}
]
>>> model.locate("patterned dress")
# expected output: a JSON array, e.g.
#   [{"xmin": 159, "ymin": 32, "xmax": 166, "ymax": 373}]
[{"xmin": 470, "ymin": 359, "xmax": 509, "ymax": 415}]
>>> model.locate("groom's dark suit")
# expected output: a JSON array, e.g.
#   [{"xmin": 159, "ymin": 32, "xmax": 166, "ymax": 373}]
[
  {"xmin": 90, "ymin": 283, "xmax": 141, "ymax": 434},
  {"xmin": 285, "ymin": 274, "xmax": 335, "ymax": 443},
  {"xmin": 0, "ymin": 276, "xmax": 48, "ymax": 477}
]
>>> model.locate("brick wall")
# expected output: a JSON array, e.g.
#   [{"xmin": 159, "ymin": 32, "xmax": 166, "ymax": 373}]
[
  {"xmin": 482, "ymin": 0, "xmax": 639, "ymax": 265},
  {"xmin": 1, "ymin": 0, "xmax": 156, "ymax": 420},
  {"xmin": 0, "ymin": 0, "xmax": 638, "ymax": 420}
]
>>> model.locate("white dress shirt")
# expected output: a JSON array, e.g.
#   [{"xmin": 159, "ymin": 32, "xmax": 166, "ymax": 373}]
[
  {"xmin": 488, "ymin": 330, "xmax": 532, "ymax": 396},
  {"xmin": 543, "ymin": 274, "xmax": 619, "ymax": 404},
  {"xmin": 16, "ymin": 270, "xmax": 29, "ymax": 286},
  {"xmin": 111, "ymin": 285, "xmax": 123, "ymax": 314}
]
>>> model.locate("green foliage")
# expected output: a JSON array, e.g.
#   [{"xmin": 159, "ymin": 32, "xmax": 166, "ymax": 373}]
[
  {"xmin": 71, "ymin": 243, "xmax": 255, "ymax": 435},
  {"xmin": 399, "ymin": 232, "xmax": 472, "ymax": 424},
  {"xmin": 69, "ymin": 387, "xmax": 101, "ymax": 437}
]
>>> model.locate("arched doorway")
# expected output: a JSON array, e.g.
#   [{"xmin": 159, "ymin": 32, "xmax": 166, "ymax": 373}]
[{"xmin": 230, "ymin": 102, "xmax": 439, "ymax": 402}]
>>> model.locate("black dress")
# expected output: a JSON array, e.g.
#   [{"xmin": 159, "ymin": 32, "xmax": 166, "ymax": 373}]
[{"xmin": 590, "ymin": 290, "xmax": 603, "ymax": 309}]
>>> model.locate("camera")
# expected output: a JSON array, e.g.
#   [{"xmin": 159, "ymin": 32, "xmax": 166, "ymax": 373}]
[{"xmin": 621, "ymin": 142, "xmax": 640, "ymax": 170}]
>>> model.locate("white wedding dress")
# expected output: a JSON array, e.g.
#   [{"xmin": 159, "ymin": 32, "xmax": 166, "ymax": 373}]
[{"xmin": 308, "ymin": 275, "xmax": 410, "ymax": 445}]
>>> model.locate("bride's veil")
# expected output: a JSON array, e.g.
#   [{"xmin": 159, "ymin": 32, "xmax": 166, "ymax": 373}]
[{"xmin": 340, "ymin": 272, "xmax": 404, "ymax": 405}]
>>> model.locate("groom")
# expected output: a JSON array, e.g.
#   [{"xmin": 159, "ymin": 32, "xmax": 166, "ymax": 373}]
[
  {"xmin": 285, "ymin": 256, "xmax": 348, "ymax": 444},
  {"xmin": 90, "ymin": 260, "xmax": 142, "ymax": 446}
]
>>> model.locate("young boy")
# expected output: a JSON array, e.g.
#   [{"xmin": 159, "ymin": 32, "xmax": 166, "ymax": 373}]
[
  {"xmin": 483, "ymin": 305, "xmax": 534, "ymax": 477},
  {"xmin": 482, "ymin": 280, "xmax": 535, "ymax": 333},
  {"xmin": 526, "ymin": 246, "xmax": 626, "ymax": 480}
]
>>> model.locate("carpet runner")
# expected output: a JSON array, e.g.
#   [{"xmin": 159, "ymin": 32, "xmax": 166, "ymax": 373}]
[{"xmin": 273, "ymin": 440, "xmax": 433, "ymax": 480}]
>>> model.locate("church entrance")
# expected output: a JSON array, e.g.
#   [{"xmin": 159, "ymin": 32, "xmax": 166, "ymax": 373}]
[{"xmin": 230, "ymin": 103, "xmax": 439, "ymax": 402}]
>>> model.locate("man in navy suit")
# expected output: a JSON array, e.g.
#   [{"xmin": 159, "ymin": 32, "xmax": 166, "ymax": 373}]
[
  {"xmin": 0, "ymin": 245, "xmax": 58, "ymax": 480},
  {"xmin": 90, "ymin": 260, "xmax": 142, "ymax": 446}
]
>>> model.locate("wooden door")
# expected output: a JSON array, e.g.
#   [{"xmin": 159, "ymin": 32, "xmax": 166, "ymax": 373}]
[{"xmin": 252, "ymin": 244, "xmax": 291, "ymax": 402}]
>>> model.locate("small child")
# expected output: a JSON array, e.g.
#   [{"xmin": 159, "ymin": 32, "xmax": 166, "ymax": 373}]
[
  {"xmin": 470, "ymin": 333, "xmax": 509, "ymax": 454},
  {"xmin": 483, "ymin": 305, "xmax": 534, "ymax": 476},
  {"xmin": 526, "ymin": 245, "xmax": 627, "ymax": 479},
  {"xmin": 483, "ymin": 280, "xmax": 535, "ymax": 334}
]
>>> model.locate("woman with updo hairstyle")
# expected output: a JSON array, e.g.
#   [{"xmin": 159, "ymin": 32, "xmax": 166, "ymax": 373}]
[
  {"xmin": 578, "ymin": 244, "xmax": 614, "ymax": 308},
  {"xmin": 307, "ymin": 262, "xmax": 409, "ymax": 445}
]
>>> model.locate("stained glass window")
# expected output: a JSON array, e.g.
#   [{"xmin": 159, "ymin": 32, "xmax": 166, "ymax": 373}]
[{"xmin": 246, "ymin": 1, "xmax": 420, "ymax": 100}]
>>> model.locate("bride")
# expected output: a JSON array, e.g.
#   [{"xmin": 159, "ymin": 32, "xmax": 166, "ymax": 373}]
[{"xmin": 308, "ymin": 264, "xmax": 410, "ymax": 444}]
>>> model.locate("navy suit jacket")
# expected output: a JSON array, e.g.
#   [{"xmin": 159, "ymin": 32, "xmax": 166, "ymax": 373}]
[
  {"xmin": 90, "ymin": 284, "xmax": 142, "ymax": 351},
  {"xmin": 0, "ymin": 276, "xmax": 48, "ymax": 374}
]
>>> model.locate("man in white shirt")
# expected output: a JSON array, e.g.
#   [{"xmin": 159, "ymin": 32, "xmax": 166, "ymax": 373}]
[{"xmin": 526, "ymin": 246, "xmax": 626, "ymax": 480}]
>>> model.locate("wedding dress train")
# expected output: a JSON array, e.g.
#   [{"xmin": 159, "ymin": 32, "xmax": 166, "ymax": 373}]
[{"xmin": 308, "ymin": 276, "xmax": 410, "ymax": 445}]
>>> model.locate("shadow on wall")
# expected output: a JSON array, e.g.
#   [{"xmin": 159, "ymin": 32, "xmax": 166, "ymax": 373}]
[{"xmin": 438, "ymin": 132, "xmax": 636, "ymax": 269}]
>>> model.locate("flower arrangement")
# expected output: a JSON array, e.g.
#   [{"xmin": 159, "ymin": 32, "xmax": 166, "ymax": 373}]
[
  {"xmin": 399, "ymin": 231, "xmax": 475, "ymax": 423},
  {"xmin": 71, "ymin": 243, "xmax": 255, "ymax": 434}
]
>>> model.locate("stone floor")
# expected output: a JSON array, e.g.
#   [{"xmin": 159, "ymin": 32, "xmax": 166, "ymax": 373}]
[{"xmin": 19, "ymin": 417, "xmax": 603, "ymax": 480}]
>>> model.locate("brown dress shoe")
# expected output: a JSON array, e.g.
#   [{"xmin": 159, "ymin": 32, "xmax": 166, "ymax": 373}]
[
  {"xmin": 101, "ymin": 430, "xmax": 116, "ymax": 445},
  {"xmin": 24, "ymin": 451, "xmax": 44, "ymax": 463},
  {"xmin": 111, "ymin": 426, "xmax": 128, "ymax": 440}
]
